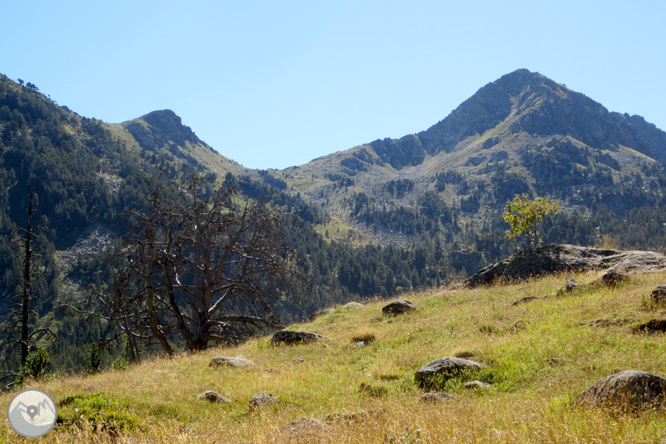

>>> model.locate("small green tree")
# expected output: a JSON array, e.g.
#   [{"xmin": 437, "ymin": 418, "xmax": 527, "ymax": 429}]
[
  {"xmin": 19, "ymin": 349, "xmax": 51, "ymax": 382},
  {"xmin": 503, "ymin": 194, "xmax": 558, "ymax": 250},
  {"xmin": 88, "ymin": 343, "xmax": 101, "ymax": 374}
]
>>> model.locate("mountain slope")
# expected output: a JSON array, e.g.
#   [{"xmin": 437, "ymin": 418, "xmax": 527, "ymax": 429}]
[
  {"xmin": 118, "ymin": 109, "xmax": 250, "ymax": 178},
  {"xmin": 3, "ymin": 271, "xmax": 665, "ymax": 442},
  {"xmin": 276, "ymin": 69, "xmax": 666, "ymax": 248}
]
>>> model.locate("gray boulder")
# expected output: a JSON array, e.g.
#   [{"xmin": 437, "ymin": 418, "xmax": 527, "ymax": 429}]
[
  {"xmin": 309, "ymin": 308, "xmax": 335, "ymax": 321},
  {"xmin": 512, "ymin": 296, "xmax": 543, "ymax": 306},
  {"xmin": 633, "ymin": 319, "xmax": 666, "ymax": 334},
  {"xmin": 420, "ymin": 392, "xmax": 457, "ymax": 403},
  {"xmin": 209, "ymin": 355, "xmax": 256, "ymax": 368},
  {"xmin": 650, "ymin": 286, "xmax": 666, "ymax": 306},
  {"xmin": 343, "ymin": 302, "xmax": 363, "ymax": 309},
  {"xmin": 577, "ymin": 370, "xmax": 666, "ymax": 412},
  {"xmin": 415, "ymin": 357, "xmax": 487, "ymax": 390},
  {"xmin": 464, "ymin": 380, "xmax": 493, "ymax": 389},
  {"xmin": 461, "ymin": 244, "xmax": 666, "ymax": 288},
  {"xmin": 593, "ymin": 271, "xmax": 627, "ymax": 288},
  {"xmin": 558, "ymin": 278, "xmax": 578, "ymax": 294},
  {"xmin": 271, "ymin": 331, "xmax": 323, "ymax": 346},
  {"xmin": 382, "ymin": 299, "xmax": 416, "ymax": 316},
  {"xmin": 249, "ymin": 392, "xmax": 279, "ymax": 410},
  {"xmin": 323, "ymin": 411, "xmax": 368, "ymax": 423},
  {"xmin": 197, "ymin": 391, "xmax": 231, "ymax": 403}
]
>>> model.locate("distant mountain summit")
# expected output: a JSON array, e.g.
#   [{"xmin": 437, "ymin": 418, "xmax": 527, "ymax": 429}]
[
  {"xmin": 337, "ymin": 69, "xmax": 666, "ymax": 171},
  {"xmin": 122, "ymin": 109, "xmax": 211, "ymax": 153},
  {"xmin": 279, "ymin": 69, "xmax": 666, "ymax": 247}
]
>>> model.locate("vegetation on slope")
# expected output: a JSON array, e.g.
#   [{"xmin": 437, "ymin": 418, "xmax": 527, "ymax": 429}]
[{"xmin": 2, "ymin": 271, "xmax": 666, "ymax": 442}]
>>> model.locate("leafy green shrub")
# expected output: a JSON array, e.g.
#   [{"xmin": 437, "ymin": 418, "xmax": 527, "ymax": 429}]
[
  {"xmin": 57, "ymin": 393, "xmax": 139, "ymax": 433},
  {"xmin": 112, "ymin": 356, "xmax": 129, "ymax": 370},
  {"xmin": 19, "ymin": 349, "xmax": 51, "ymax": 381},
  {"xmin": 504, "ymin": 194, "xmax": 558, "ymax": 250},
  {"xmin": 87, "ymin": 343, "xmax": 101, "ymax": 374}
]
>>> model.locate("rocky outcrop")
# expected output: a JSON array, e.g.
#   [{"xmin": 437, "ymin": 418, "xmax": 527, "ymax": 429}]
[
  {"xmin": 649, "ymin": 286, "xmax": 666, "ymax": 306},
  {"xmin": 382, "ymin": 300, "xmax": 416, "ymax": 316},
  {"xmin": 249, "ymin": 392, "xmax": 279, "ymax": 410},
  {"xmin": 309, "ymin": 308, "xmax": 335, "ymax": 321},
  {"xmin": 415, "ymin": 357, "xmax": 488, "ymax": 390},
  {"xmin": 271, "ymin": 331, "xmax": 323, "ymax": 346},
  {"xmin": 461, "ymin": 245, "xmax": 666, "ymax": 288},
  {"xmin": 209, "ymin": 356, "xmax": 256, "ymax": 368},
  {"xmin": 197, "ymin": 391, "xmax": 231, "ymax": 403},
  {"xmin": 577, "ymin": 371, "xmax": 666, "ymax": 412},
  {"xmin": 420, "ymin": 392, "xmax": 457, "ymax": 403}
]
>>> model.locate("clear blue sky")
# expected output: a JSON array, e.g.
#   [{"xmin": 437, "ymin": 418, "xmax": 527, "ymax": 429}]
[{"xmin": 2, "ymin": 1, "xmax": 664, "ymax": 169}]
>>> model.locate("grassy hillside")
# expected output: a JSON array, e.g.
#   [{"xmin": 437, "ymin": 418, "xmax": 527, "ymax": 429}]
[{"xmin": 3, "ymin": 271, "xmax": 666, "ymax": 443}]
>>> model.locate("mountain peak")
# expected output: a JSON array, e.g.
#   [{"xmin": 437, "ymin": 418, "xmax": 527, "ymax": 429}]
[{"xmin": 122, "ymin": 109, "xmax": 209, "ymax": 152}]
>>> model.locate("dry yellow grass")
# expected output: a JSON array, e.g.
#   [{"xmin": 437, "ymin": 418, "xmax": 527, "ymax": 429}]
[{"xmin": 3, "ymin": 271, "xmax": 666, "ymax": 443}]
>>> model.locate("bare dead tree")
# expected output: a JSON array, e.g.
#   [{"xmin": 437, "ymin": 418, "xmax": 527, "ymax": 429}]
[
  {"xmin": 97, "ymin": 173, "xmax": 304, "ymax": 353},
  {"xmin": 0, "ymin": 190, "xmax": 57, "ymax": 388}
]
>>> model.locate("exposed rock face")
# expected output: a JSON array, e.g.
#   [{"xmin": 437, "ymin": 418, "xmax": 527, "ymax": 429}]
[
  {"xmin": 197, "ymin": 391, "xmax": 231, "ymax": 403},
  {"xmin": 415, "ymin": 357, "xmax": 488, "ymax": 390},
  {"xmin": 577, "ymin": 371, "xmax": 666, "ymax": 412},
  {"xmin": 124, "ymin": 109, "xmax": 208, "ymax": 152},
  {"xmin": 271, "ymin": 331, "xmax": 323, "ymax": 346},
  {"xmin": 249, "ymin": 392, "xmax": 279, "ymax": 409},
  {"xmin": 382, "ymin": 300, "xmax": 416, "ymax": 316},
  {"xmin": 209, "ymin": 356, "xmax": 256, "ymax": 368},
  {"xmin": 461, "ymin": 245, "xmax": 666, "ymax": 288}
]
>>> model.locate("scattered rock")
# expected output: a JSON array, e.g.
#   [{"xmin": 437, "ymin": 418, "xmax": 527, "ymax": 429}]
[
  {"xmin": 588, "ymin": 319, "xmax": 630, "ymax": 328},
  {"xmin": 209, "ymin": 355, "xmax": 256, "ymax": 368},
  {"xmin": 420, "ymin": 392, "xmax": 457, "ymax": 403},
  {"xmin": 633, "ymin": 319, "xmax": 666, "ymax": 334},
  {"xmin": 556, "ymin": 278, "xmax": 578, "ymax": 295},
  {"xmin": 461, "ymin": 245, "xmax": 666, "ymax": 288},
  {"xmin": 293, "ymin": 359, "xmax": 305, "ymax": 364},
  {"xmin": 512, "ymin": 296, "xmax": 543, "ymax": 306},
  {"xmin": 271, "ymin": 331, "xmax": 323, "ymax": 346},
  {"xmin": 415, "ymin": 357, "xmax": 488, "ymax": 390},
  {"xmin": 343, "ymin": 302, "xmax": 363, "ymax": 309},
  {"xmin": 544, "ymin": 357, "xmax": 561, "ymax": 366},
  {"xmin": 198, "ymin": 391, "xmax": 231, "ymax": 404},
  {"xmin": 323, "ymin": 411, "xmax": 368, "ymax": 424},
  {"xmin": 249, "ymin": 392, "xmax": 279, "ymax": 410},
  {"xmin": 464, "ymin": 380, "xmax": 493, "ymax": 389},
  {"xmin": 563, "ymin": 278, "xmax": 578, "ymax": 292},
  {"xmin": 382, "ymin": 300, "xmax": 416, "ymax": 316},
  {"xmin": 649, "ymin": 286, "xmax": 666, "ymax": 306},
  {"xmin": 309, "ymin": 308, "xmax": 335, "ymax": 321},
  {"xmin": 577, "ymin": 370, "xmax": 666, "ymax": 412},
  {"xmin": 593, "ymin": 271, "xmax": 628, "ymax": 288}
]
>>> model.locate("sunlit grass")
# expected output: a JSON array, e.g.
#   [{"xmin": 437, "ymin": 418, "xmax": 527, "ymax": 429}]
[{"xmin": 2, "ymin": 271, "xmax": 666, "ymax": 442}]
